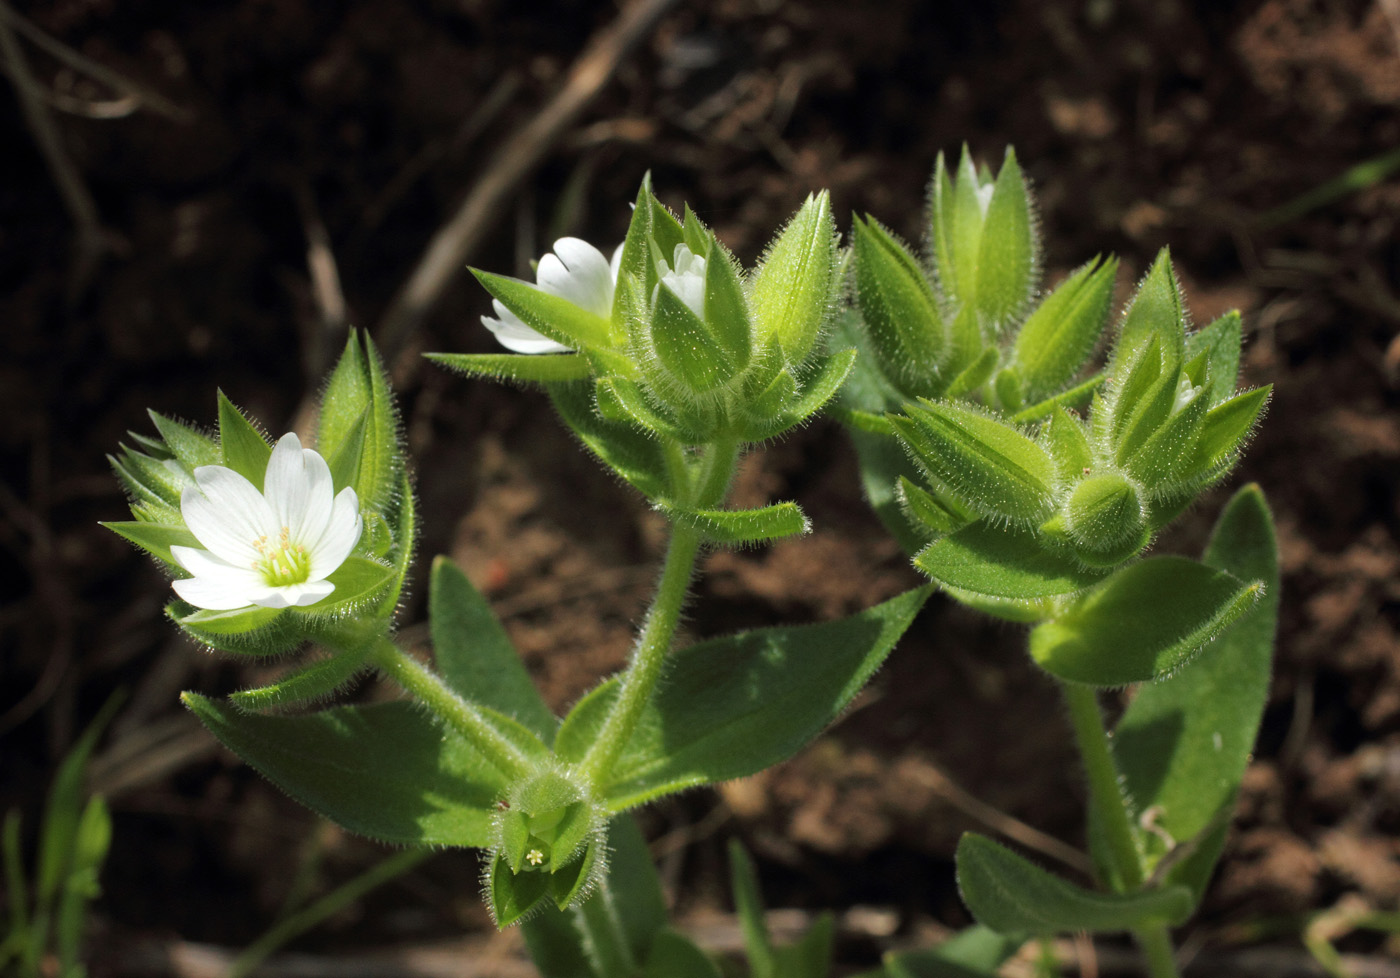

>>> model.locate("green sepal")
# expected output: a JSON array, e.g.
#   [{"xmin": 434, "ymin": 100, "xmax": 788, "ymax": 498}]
[
  {"xmin": 852, "ymin": 214, "xmax": 945, "ymax": 397},
  {"xmin": 652, "ymin": 276, "xmax": 738, "ymax": 394},
  {"xmin": 956, "ymin": 833, "xmax": 1193, "ymax": 935},
  {"xmin": 489, "ymin": 852, "xmax": 551, "ymax": 927},
  {"xmin": 681, "ymin": 203, "xmax": 710, "ymax": 255},
  {"xmin": 1100, "ymin": 485, "xmax": 1279, "ymax": 903},
  {"xmin": 426, "ymin": 352, "xmax": 592, "ymax": 384},
  {"xmin": 1043, "ymin": 406, "xmax": 1093, "ymax": 486},
  {"xmin": 127, "ymin": 430, "xmax": 173, "ymax": 459},
  {"xmin": 229, "ymin": 645, "xmax": 373, "ymax": 712},
  {"xmin": 376, "ymin": 469, "xmax": 416, "ymax": 616},
  {"xmin": 216, "ymin": 391, "xmax": 271, "ymax": 490},
  {"xmin": 702, "ymin": 239, "xmax": 752, "ymax": 366},
  {"xmin": 897, "ymin": 476, "xmax": 971, "ymax": 537},
  {"xmin": 317, "ymin": 331, "xmax": 402, "ymax": 514},
  {"xmin": 1185, "ymin": 310, "xmax": 1242, "ymax": 405},
  {"xmin": 614, "ymin": 177, "xmax": 666, "ymax": 308},
  {"xmin": 322, "ymin": 409, "xmax": 367, "ymax": 505},
  {"xmin": 943, "ymin": 345, "xmax": 998, "ymax": 399},
  {"xmin": 473, "ymin": 269, "xmax": 614, "ymax": 352},
  {"xmin": 547, "ymin": 380, "xmax": 673, "ymax": 500},
  {"xmin": 974, "ymin": 147, "xmax": 1038, "ymax": 331},
  {"xmin": 554, "ymin": 586, "xmax": 932, "ymax": 809},
  {"xmin": 1125, "ymin": 384, "xmax": 1210, "ymax": 488},
  {"xmin": 148, "ymin": 410, "xmax": 220, "ymax": 470},
  {"xmin": 1029, "ymin": 556, "xmax": 1263, "ymax": 686},
  {"xmin": 750, "ymin": 191, "xmax": 836, "ymax": 363},
  {"xmin": 1190, "ymin": 386, "xmax": 1271, "ymax": 473},
  {"xmin": 915, "ymin": 521, "xmax": 1108, "ymax": 600},
  {"xmin": 101, "ymin": 521, "xmax": 199, "ymax": 568},
  {"xmin": 894, "ymin": 400, "xmax": 1056, "ymax": 525},
  {"xmin": 111, "ymin": 448, "xmax": 188, "ymax": 510},
  {"xmin": 1104, "ymin": 334, "xmax": 1165, "ymax": 453},
  {"xmin": 1009, "ymin": 371, "xmax": 1106, "ymax": 424},
  {"xmin": 288, "ymin": 557, "xmax": 396, "ymax": 620},
  {"xmin": 170, "ymin": 603, "xmax": 297, "ymax": 657},
  {"xmin": 743, "ymin": 349, "xmax": 857, "ymax": 442},
  {"xmin": 109, "ymin": 454, "xmax": 181, "ymax": 519},
  {"xmin": 929, "ymin": 145, "xmax": 985, "ymax": 311},
  {"xmin": 658, "ymin": 501, "xmax": 810, "ymax": 546},
  {"xmin": 595, "ymin": 376, "xmax": 697, "ymax": 444},
  {"xmin": 182, "ymin": 695, "xmax": 513, "ymax": 845},
  {"xmin": 1114, "ymin": 249, "xmax": 1185, "ymax": 377},
  {"xmin": 1012, "ymin": 255, "xmax": 1117, "ymax": 403},
  {"xmin": 429, "ymin": 556, "xmax": 555, "ymax": 742},
  {"xmin": 549, "ymin": 833, "xmax": 602, "ymax": 910}
]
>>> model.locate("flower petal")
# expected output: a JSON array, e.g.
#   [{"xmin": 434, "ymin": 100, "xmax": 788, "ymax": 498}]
[
  {"xmin": 182, "ymin": 466, "xmax": 275, "ymax": 564},
  {"xmin": 172, "ymin": 575, "xmax": 260, "ymax": 610},
  {"xmin": 264, "ymin": 433, "xmax": 316, "ymax": 540},
  {"xmin": 252, "ymin": 579, "xmax": 335, "ymax": 609},
  {"xmin": 305, "ymin": 487, "xmax": 362, "ymax": 580},
  {"xmin": 539, "ymin": 238, "xmax": 614, "ymax": 318},
  {"xmin": 481, "ymin": 302, "xmax": 572, "ymax": 354}
]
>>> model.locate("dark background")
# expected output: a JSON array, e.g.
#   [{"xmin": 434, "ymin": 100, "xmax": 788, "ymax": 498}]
[{"xmin": 2, "ymin": 0, "xmax": 1398, "ymax": 973}]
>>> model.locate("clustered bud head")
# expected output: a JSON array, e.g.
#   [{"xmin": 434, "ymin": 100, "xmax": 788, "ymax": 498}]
[
  {"xmin": 861, "ymin": 149, "xmax": 1267, "ymax": 583},
  {"xmin": 484, "ymin": 766, "xmax": 608, "ymax": 927}
]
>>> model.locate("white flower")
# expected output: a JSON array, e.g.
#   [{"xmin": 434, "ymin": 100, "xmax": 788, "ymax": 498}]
[
  {"xmin": 170, "ymin": 433, "xmax": 362, "ymax": 611},
  {"xmin": 657, "ymin": 243, "xmax": 707, "ymax": 319},
  {"xmin": 482, "ymin": 238, "xmax": 623, "ymax": 354}
]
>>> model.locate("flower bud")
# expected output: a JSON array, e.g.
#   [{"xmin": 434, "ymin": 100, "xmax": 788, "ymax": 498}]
[{"xmin": 1062, "ymin": 472, "xmax": 1150, "ymax": 568}]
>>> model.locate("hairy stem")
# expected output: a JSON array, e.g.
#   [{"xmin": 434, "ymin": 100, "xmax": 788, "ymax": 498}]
[
  {"xmin": 1062, "ymin": 682, "xmax": 1182, "ymax": 978},
  {"xmin": 578, "ymin": 437, "xmax": 739, "ymax": 787},
  {"xmin": 370, "ymin": 638, "xmax": 533, "ymax": 781}
]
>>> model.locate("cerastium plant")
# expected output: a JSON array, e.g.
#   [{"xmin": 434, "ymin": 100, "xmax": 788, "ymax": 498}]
[
  {"xmin": 105, "ymin": 151, "xmax": 1276, "ymax": 978},
  {"xmin": 839, "ymin": 147, "xmax": 1278, "ymax": 978}
]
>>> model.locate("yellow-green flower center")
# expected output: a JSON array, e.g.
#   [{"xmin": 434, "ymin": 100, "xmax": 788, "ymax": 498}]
[{"xmin": 254, "ymin": 528, "xmax": 311, "ymax": 586}]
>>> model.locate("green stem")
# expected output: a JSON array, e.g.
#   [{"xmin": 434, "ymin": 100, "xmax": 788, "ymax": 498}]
[
  {"xmin": 579, "ymin": 438, "xmax": 740, "ymax": 787},
  {"xmin": 1062, "ymin": 683, "xmax": 1183, "ymax": 978},
  {"xmin": 1136, "ymin": 923, "xmax": 1183, "ymax": 978},
  {"xmin": 1061, "ymin": 682, "xmax": 1143, "ymax": 891},
  {"xmin": 370, "ymin": 638, "xmax": 533, "ymax": 781}
]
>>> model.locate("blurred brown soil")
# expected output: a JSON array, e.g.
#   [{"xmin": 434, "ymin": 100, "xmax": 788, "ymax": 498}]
[{"xmin": 2, "ymin": 0, "xmax": 1399, "ymax": 972}]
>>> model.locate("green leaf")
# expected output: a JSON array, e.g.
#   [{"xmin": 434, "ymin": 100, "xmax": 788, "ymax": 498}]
[
  {"xmin": 555, "ymin": 586, "xmax": 931, "ymax": 809},
  {"xmin": 474, "ymin": 270, "xmax": 614, "ymax": 352},
  {"xmin": 974, "ymin": 148, "xmax": 1037, "ymax": 330},
  {"xmin": 37, "ymin": 694, "xmax": 121, "ymax": 905},
  {"xmin": 894, "ymin": 401, "xmax": 1056, "ymax": 525},
  {"xmin": 659, "ymin": 501, "xmax": 810, "ymax": 546},
  {"xmin": 149, "ymin": 410, "xmax": 220, "ymax": 469},
  {"xmin": 547, "ymin": 380, "xmax": 673, "ymax": 499},
  {"xmin": 750, "ymin": 191, "xmax": 836, "ymax": 363},
  {"xmin": 1009, "ymin": 371, "xmax": 1106, "ymax": 424},
  {"xmin": 642, "ymin": 931, "xmax": 722, "ymax": 978},
  {"xmin": 1013, "ymin": 256, "xmax": 1117, "ymax": 403},
  {"xmin": 853, "ymin": 215, "xmax": 945, "ymax": 397},
  {"xmin": 290, "ymin": 557, "xmax": 395, "ymax": 618},
  {"xmin": 1028, "ymin": 556, "xmax": 1263, "ymax": 686},
  {"xmin": 183, "ymin": 696, "xmax": 512, "ymax": 846},
  {"xmin": 109, "ymin": 455, "xmax": 180, "ymax": 519},
  {"xmin": 216, "ymin": 391, "xmax": 271, "ymax": 490},
  {"xmin": 102, "ymin": 520, "xmax": 199, "ymax": 568},
  {"xmin": 1043, "ymin": 406, "xmax": 1093, "ymax": 485},
  {"xmin": 1184, "ymin": 310, "xmax": 1242, "ymax": 405},
  {"xmin": 862, "ymin": 926, "xmax": 1024, "ymax": 978},
  {"xmin": 848, "ymin": 427, "xmax": 933, "ymax": 555},
  {"xmin": 915, "ymin": 521, "xmax": 1107, "ymax": 600},
  {"xmin": 730, "ymin": 840, "xmax": 776, "ymax": 978},
  {"xmin": 426, "ymin": 352, "xmax": 592, "ymax": 384},
  {"xmin": 956, "ymin": 834, "xmax": 1193, "ymax": 935},
  {"xmin": 1104, "ymin": 485, "xmax": 1279, "ymax": 902},
  {"xmin": 429, "ymin": 557, "xmax": 555, "ymax": 742},
  {"xmin": 652, "ymin": 278, "xmax": 737, "ymax": 393},
  {"xmin": 749, "ymin": 348, "xmax": 857, "ymax": 439},
  {"xmin": 897, "ymin": 476, "xmax": 971, "ymax": 538},
  {"xmin": 1125, "ymin": 385, "xmax": 1210, "ymax": 488}
]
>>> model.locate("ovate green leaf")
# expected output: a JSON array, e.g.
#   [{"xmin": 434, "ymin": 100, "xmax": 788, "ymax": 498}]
[{"xmin": 915, "ymin": 521, "xmax": 1107, "ymax": 600}]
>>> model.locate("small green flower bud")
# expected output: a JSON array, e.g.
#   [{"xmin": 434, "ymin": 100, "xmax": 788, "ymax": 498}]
[{"xmin": 1062, "ymin": 472, "xmax": 1150, "ymax": 567}]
